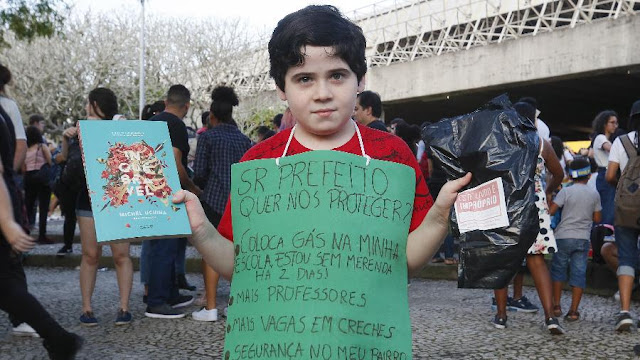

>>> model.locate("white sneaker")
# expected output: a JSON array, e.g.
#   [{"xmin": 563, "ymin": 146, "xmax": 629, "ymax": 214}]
[
  {"xmin": 614, "ymin": 290, "xmax": 620, "ymax": 301},
  {"xmin": 192, "ymin": 307, "xmax": 218, "ymax": 322},
  {"xmin": 12, "ymin": 323, "xmax": 39, "ymax": 338}
]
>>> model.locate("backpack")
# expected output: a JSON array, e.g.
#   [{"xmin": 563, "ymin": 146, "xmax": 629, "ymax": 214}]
[
  {"xmin": 614, "ymin": 134, "xmax": 640, "ymax": 229},
  {"xmin": 58, "ymin": 138, "xmax": 85, "ymax": 191}
]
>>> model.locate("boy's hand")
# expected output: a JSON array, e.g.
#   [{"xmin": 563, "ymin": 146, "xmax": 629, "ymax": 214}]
[
  {"xmin": 2, "ymin": 221, "xmax": 35, "ymax": 253},
  {"xmin": 172, "ymin": 190, "xmax": 209, "ymax": 242},
  {"xmin": 434, "ymin": 173, "xmax": 472, "ymax": 210}
]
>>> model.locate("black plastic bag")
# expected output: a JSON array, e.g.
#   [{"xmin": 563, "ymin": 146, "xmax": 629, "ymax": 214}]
[{"xmin": 423, "ymin": 95, "xmax": 540, "ymax": 289}]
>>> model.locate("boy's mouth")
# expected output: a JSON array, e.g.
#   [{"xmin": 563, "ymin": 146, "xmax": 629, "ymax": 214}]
[{"xmin": 313, "ymin": 109, "xmax": 335, "ymax": 117}]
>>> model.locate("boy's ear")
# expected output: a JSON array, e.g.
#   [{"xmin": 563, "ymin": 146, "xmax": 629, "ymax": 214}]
[
  {"xmin": 357, "ymin": 74, "xmax": 366, "ymax": 93},
  {"xmin": 277, "ymin": 86, "xmax": 287, "ymax": 101}
]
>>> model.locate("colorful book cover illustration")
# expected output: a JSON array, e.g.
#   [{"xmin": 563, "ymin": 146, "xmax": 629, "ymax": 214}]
[{"xmin": 78, "ymin": 120, "xmax": 191, "ymax": 243}]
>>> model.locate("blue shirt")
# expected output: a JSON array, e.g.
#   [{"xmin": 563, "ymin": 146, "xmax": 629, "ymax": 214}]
[{"xmin": 193, "ymin": 123, "xmax": 252, "ymax": 214}]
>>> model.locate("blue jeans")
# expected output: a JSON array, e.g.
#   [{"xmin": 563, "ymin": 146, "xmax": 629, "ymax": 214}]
[
  {"xmin": 175, "ymin": 238, "xmax": 187, "ymax": 276},
  {"xmin": 442, "ymin": 234, "xmax": 454, "ymax": 259},
  {"xmin": 550, "ymin": 238, "xmax": 589, "ymax": 288},
  {"xmin": 596, "ymin": 168, "xmax": 615, "ymax": 225},
  {"xmin": 141, "ymin": 238, "xmax": 186, "ymax": 285},
  {"xmin": 615, "ymin": 226, "xmax": 640, "ymax": 278},
  {"xmin": 147, "ymin": 238, "xmax": 181, "ymax": 307},
  {"xmin": 140, "ymin": 240, "xmax": 151, "ymax": 285}
]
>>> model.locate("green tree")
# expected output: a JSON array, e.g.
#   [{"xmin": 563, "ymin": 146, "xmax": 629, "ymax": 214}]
[{"xmin": 0, "ymin": 0, "xmax": 67, "ymax": 46}]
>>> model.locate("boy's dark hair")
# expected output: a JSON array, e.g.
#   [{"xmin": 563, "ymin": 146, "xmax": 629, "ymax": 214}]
[
  {"xmin": 210, "ymin": 86, "xmax": 239, "ymax": 124},
  {"xmin": 591, "ymin": 110, "xmax": 618, "ymax": 139},
  {"xmin": 88, "ymin": 87, "xmax": 118, "ymax": 120},
  {"xmin": 272, "ymin": 113, "xmax": 283, "ymax": 128},
  {"xmin": 141, "ymin": 100, "xmax": 165, "ymax": 120},
  {"xmin": 268, "ymin": 5, "xmax": 366, "ymax": 91},
  {"xmin": 568, "ymin": 156, "xmax": 591, "ymax": 181},
  {"xmin": 25, "ymin": 125, "xmax": 43, "ymax": 146},
  {"xmin": 166, "ymin": 84, "xmax": 190, "ymax": 108},
  {"xmin": 357, "ymin": 91, "xmax": 382, "ymax": 118},
  {"xmin": 29, "ymin": 114, "xmax": 45, "ymax": 125}
]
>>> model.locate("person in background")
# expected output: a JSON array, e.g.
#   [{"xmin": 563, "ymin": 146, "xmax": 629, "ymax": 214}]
[
  {"xmin": 605, "ymin": 99, "xmax": 640, "ymax": 332},
  {"xmin": 492, "ymin": 101, "xmax": 565, "ymax": 334},
  {"xmin": 518, "ymin": 97, "xmax": 550, "ymax": 141},
  {"xmin": 60, "ymin": 88, "xmax": 133, "ymax": 326},
  {"xmin": 278, "ymin": 107, "xmax": 296, "ymax": 131},
  {"xmin": 0, "ymin": 64, "xmax": 26, "ymax": 174},
  {"xmin": 590, "ymin": 110, "xmax": 619, "ymax": 225},
  {"xmin": 255, "ymin": 125, "xmax": 276, "ymax": 143},
  {"xmin": 549, "ymin": 156, "xmax": 602, "ymax": 322},
  {"xmin": 23, "ymin": 126, "xmax": 52, "ymax": 243},
  {"xmin": 272, "ymin": 113, "xmax": 283, "ymax": 133},
  {"xmin": 353, "ymin": 90, "xmax": 388, "ymax": 132},
  {"xmin": 145, "ymin": 85, "xmax": 201, "ymax": 319},
  {"xmin": 0, "ymin": 109, "xmax": 84, "ymax": 360},
  {"xmin": 192, "ymin": 85, "xmax": 252, "ymax": 322},
  {"xmin": 141, "ymin": 100, "xmax": 165, "ymax": 121},
  {"xmin": 54, "ymin": 123, "xmax": 79, "ymax": 256}
]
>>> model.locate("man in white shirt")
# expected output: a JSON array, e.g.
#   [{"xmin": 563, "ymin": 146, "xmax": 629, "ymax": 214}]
[{"xmin": 605, "ymin": 99, "xmax": 640, "ymax": 332}]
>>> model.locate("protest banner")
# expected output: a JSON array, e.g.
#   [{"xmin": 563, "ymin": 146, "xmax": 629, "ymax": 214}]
[{"xmin": 226, "ymin": 150, "xmax": 416, "ymax": 360}]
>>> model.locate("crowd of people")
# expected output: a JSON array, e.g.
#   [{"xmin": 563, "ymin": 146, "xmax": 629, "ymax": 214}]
[{"xmin": 0, "ymin": 4, "xmax": 639, "ymax": 359}]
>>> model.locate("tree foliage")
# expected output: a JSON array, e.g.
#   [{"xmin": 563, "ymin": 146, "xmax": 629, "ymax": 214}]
[
  {"xmin": 0, "ymin": 10, "xmax": 280, "ymax": 137},
  {"xmin": 0, "ymin": 0, "xmax": 67, "ymax": 47}
]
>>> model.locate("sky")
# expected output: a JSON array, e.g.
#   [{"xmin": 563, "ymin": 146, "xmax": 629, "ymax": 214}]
[{"xmin": 71, "ymin": 0, "xmax": 395, "ymax": 30}]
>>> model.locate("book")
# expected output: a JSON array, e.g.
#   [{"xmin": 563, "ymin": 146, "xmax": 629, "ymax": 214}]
[{"xmin": 78, "ymin": 120, "xmax": 191, "ymax": 243}]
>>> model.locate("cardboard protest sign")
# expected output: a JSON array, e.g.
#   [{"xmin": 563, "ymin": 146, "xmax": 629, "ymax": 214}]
[{"xmin": 226, "ymin": 150, "xmax": 416, "ymax": 360}]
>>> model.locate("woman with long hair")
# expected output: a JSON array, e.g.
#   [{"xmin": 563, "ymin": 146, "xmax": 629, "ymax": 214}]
[
  {"xmin": 492, "ymin": 102, "xmax": 566, "ymax": 334},
  {"xmin": 60, "ymin": 87, "xmax": 133, "ymax": 326},
  {"xmin": 590, "ymin": 110, "xmax": 618, "ymax": 225},
  {"xmin": 23, "ymin": 125, "xmax": 52, "ymax": 243}
]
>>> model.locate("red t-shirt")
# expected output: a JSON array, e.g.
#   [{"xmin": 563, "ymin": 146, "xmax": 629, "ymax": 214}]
[{"xmin": 217, "ymin": 124, "xmax": 433, "ymax": 241}]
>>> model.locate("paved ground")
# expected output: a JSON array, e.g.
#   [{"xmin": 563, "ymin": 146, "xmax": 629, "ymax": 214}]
[{"xmin": 1, "ymin": 267, "xmax": 639, "ymax": 359}]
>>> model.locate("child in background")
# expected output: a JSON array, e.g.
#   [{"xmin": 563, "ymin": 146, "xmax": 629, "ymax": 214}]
[{"xmin": 549, "ymin": 156, "xmax": 602, "ymax": 321}]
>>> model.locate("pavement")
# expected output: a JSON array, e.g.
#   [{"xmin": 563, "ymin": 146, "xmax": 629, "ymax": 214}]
[{"xmin": 1, "ymin": 268, "xmax": 640, "ymax": 359}]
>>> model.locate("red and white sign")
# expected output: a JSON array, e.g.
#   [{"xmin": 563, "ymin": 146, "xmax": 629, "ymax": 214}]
[{"xmin": 454, "ymin": 178, "xmax": 509, "ymax": 233}]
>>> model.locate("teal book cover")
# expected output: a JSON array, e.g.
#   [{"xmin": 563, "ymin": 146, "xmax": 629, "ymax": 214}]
[{"xmin": 78, "ymin": 120, "xmax": 191, "ymax": 243}]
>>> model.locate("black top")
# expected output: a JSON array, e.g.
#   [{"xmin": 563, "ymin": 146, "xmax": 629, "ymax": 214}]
[
  {"xmin": 150, "ymin": 111, "xmax": 190, "ymax": 169},
  {"xmin": 367, "ymin": 119, "xmax": 389, "ymax": 132},
  {"xmin": 0, "ymin": 111, "xmax": 21, "ymax": 227}
]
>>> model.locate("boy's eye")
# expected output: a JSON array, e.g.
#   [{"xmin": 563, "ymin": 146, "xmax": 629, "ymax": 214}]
[
  {"xmin": 331, "ymin": 73, "xmax": 344, "ymax": 80},
  {"xmin": 298, "ymin": 76, "xmax": 312, "ymax": 83}
]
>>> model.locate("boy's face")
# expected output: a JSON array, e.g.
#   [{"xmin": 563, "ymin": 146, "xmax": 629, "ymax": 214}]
[{"xmin": 277, "ymin": 46, "xmax": 364, "ymax": 144}]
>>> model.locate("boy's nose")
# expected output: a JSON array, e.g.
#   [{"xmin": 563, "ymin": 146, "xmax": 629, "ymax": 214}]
[{"xmin": 313, "ymin": 80, "xmax": 332, "ymax": 101}]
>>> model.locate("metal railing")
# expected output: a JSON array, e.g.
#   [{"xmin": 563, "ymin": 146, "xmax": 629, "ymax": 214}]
[
  {"xmin": 367, "ymin": 0, "xmax": 639, "ymax": 66},
  {"xmin": 226, "ymin": 0, "xmax": 639, "ymax": 95}
]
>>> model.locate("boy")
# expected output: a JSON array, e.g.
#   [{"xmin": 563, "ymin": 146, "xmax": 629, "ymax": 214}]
[
  {"xmin": 549, "ymin": 157, "xmax": 602, "ymax": 321},
  {"xmin": 173, "ymin": 4, "xmax": 470, "ymax": 355}
]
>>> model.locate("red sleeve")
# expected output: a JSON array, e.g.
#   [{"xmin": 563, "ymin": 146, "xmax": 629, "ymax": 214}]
[
  {"xmin": 217, "ymin": 199, "xmax": 233, "ymax": 241},
  {"xmin": 407, "ymin": 150, "xmax": 432, "ymax": 233}
]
